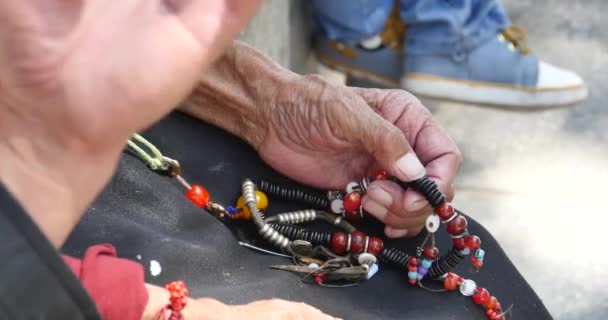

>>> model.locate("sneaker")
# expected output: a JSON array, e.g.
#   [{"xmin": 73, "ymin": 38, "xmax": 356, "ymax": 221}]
[
  {"xmin": 401, "ymin": 26, "xmax": 588, "ymax": 107},
  {"xmin": 313, "ymin": 4, "xmax": 405, "ymax": 87}
]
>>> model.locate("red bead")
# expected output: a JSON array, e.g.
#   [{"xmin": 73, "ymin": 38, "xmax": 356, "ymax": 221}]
[
  {"xmin": 453, "ymin": 237, "xmax": 467, "ymax": 250},
  {"xmin": 423, "ymin": 246, "xmax": 439, "ymax": 260},
  {"xmin": 373, "ymin": 169, "xmax": 389, "ymax": 180},
  {"xmin": 345, "ymin": 210, "xmax": 361, "ymax": 222},
  {"xmin": 408, "ymin": 279, "xmax": 417, "ymax": 285},
  {"xmin": 367, "ymin": 237, "xmax": 384, "ymax": 255},
  {"xmin": 408, "ymin": 266, "xmax": 418, "ymax": 272},
  {"xmin": 484, "ymin": 296, "xmax": 498, "ymax": 309},
  {"xmin": 350, "ymin": 231, "xmax": 366, "ymax": 253},
  {"xmin": 473, "ymin": 287, "xmax": 490, "ymax": 305},
  {"xmin": 331, "ymin": 232, "xmax": 348, "ymax": 254},
  {"xmin": 447, "ymin": 215, "xmax": 468, "ymax": 235},
  {"xmin": 435, "ymin": 202, "xmax": 455, "ymax": 220},
  {"xmin": 472, "ymin": 259, "xmax": 483, "ymax": 268},
  {"xmin": 314, "ymin": 275, "xmax": 324, "ymax": 285},
  {"xmin": 408, "ymin": 257, "xmax": 419, "ymax": 267},
  {"xmin": 343, "ymin": 191, "xmax": 362, "ymax": 213},
  {"xmin": 444, "ymin": 276, "xmax": 458, "ymax": 291},
  {"xmin": 465, "ymin": 235, "xmax": 481, "ymax": 250},
  {"xmin": 486, "ymin": 310, "xmax": 497, "ymax": 319},
  {"xmin": 186, "ymin": 185, "xmax": 210, "ymax": 208}
]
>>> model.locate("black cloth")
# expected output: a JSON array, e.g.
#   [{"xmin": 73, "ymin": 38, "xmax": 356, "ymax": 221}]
[
  {"xmin": 0, "ymin": 185, "xmax": 101, "ymax": 320},
  {"xmin": 63, "ymin": 112, "xmax": 552, "ymax": 319}
]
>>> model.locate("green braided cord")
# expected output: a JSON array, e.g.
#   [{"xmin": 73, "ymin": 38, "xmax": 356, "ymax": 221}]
[
  {"xmin": 131, "ymin": 133, "xmax": 163, "ymax": 159},
  {"xmin": 126, "ymin": 136, "xmax": 164, "ymax": 170}
]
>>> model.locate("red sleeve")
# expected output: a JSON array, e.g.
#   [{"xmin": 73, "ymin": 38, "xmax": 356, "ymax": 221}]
[{"xmin": 62, "ymin": 244, "xmax": 149, "ymax": 320}]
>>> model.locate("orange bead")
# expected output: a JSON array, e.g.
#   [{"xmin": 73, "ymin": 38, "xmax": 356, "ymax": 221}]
[
  {"xmin": 484, "ymin": 296, "xmax": 498, "ymax": 310},
  {"xmin": 186, "ymin": 185, "xmax": 210, "ymax": 208},
  {"xmin": 444, "ymin": 276, "xmax": 458, "ymax": 291}
]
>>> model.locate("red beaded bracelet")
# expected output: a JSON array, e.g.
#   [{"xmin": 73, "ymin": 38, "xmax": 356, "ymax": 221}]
[{"xmin": 155, "ymin": 281, "xmax": 189, "ymax": 320}]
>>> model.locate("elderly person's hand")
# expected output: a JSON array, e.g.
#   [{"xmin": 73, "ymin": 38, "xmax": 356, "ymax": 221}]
[
  {"xmin": 186, "ymin": 42, "xmax": 462, "ymax": 238},
  {"xmin": 259, "ymin": 82, "xmax": 461, "ymax": 238}
]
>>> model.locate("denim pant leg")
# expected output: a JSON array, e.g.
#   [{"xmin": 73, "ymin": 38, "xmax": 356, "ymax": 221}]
[
  {"xmin": 400, "ymin": 0, "xmax": 510, "ymax": 55},
  {"xmin": 311, "ymin": 0, "xmax": 395, "ymax": 41}
]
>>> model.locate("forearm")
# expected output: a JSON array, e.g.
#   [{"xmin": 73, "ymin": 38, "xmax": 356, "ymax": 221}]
[{"xmin": 181, "ymin": 41, "xmax": 298, "ymax": 148}]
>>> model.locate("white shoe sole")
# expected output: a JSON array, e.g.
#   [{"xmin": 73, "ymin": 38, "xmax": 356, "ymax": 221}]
[{"xmin": 402, "ymin": 73, "xmax": 588, "ymax": 108}]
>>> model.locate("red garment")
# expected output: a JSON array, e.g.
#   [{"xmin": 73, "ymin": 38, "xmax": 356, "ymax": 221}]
[{"xmin": 63, "ymin": 244, "xmax": 149, "ymax": 320}]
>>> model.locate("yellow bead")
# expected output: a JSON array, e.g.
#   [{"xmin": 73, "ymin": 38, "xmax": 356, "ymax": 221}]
[
  {"xmin": 255, "ymin": 190, "xmax": 269, "ymax": 211},
  {"xmin": 234, "ymin": 191, "xmax": 269, "ymax": 220}
]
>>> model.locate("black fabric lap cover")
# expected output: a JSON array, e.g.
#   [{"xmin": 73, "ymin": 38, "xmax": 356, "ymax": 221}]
[{"xmin": 63, "ymin": 112, "xmax": 552, "ymax": 319}]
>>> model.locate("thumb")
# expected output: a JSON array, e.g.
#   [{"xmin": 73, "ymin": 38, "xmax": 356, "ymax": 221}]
[{"xmin": 353, "ymin": 107, "xmax": 426, "ymax": 182}]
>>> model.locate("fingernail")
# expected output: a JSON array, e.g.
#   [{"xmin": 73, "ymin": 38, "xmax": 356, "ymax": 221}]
[
  {"xmin": 385, "ymin": 226, "xmax": 408, "ymax": 238},
  {"xmin": 367, "ymin": 186, "xmax": 393, "ymax": 207},
  {"xmin": 362, "ymin": 198, "xmax": 388, "ymax": 221},
  {"xmin": 395, "ymin": 152, "xmax": 426, "ymax": 182}
]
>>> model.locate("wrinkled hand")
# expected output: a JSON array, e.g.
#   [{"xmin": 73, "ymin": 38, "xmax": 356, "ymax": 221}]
[
  {"xmin": 0, "ymin": 1, "xmax": 260, "ymax": 246},
  {"xmin": 257, "ymin": 76, "xmax": 461, "ymax": 238}
]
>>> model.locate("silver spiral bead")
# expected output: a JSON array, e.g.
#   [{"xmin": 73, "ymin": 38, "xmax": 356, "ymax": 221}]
[
  {"xmin": 276, "ymin": 209, "xmax": 317, "ymax": 224},
  {"xmin": 259, "ymin": 224, "xmax": 291, "ymax": 249},
  {"xmin": 242, "ymin": 179, "xmax": 257, "ymax": 205}
]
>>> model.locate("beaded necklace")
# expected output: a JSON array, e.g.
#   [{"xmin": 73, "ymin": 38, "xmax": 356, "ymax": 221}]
[{"xmin": 125, "ymin": 134, "xmax": 510, "ymax": 320}]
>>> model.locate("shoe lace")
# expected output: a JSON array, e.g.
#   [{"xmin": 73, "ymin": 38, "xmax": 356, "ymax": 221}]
[
  {"xmin": 380, "ymin": 2, "xmax": 406, "ymax": 50},
  {"xmin": 501, "ymin": 25, "xmax": 531, "ymax": 55}
]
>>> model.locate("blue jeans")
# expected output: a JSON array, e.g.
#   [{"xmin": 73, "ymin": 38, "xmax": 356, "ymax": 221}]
[{"xmin": 311, "ymin": 0, "xmax": 510, "ymax": 55}]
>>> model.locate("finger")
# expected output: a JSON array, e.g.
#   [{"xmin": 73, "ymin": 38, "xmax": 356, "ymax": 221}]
[
  {"xmin": 345, "ymin": 100, "xmax": 427, "ymax": 183},
  {"xmin": 401, "ymin": 176, "xmax": 455, "ymax": 212},
  {"xmin": 354, "ymin": 87, "xmax": 461, "ymax": 189},
  {"xmin": 383, "ymin": 211, "xmax": 427, "ymax": 232},
  {"xmin": 385, "ymin": 225, "xmax": 425, "ymax": 238},
  {"xmin": 412, "ymin": 118, "xmax": 462, "ymax": 202},
  {"xmin": 364, "ymin": 180, "xmax": 430, "ymax": 219}
]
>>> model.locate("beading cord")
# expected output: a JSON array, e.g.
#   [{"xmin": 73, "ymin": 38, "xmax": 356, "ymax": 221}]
[
  {"xmin": 127, "ymin": 133, "xmax": 181, "ymax": 177},
  {"xmin": 259, "ymin": 180, "xmax": 329, "ymax": 209}
]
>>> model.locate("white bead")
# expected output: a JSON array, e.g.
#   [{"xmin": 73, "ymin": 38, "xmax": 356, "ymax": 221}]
[
  {"xmin": 358, "ymin": 253, "xmax": 377, "ymax": 266},
  {"xmin": 460, "ymin": 279, "xmax": 477, "ymax": 296},
  {"xmin": 346, "ymin": 182, "xmax": 360, "ymax": 194},
  {"xmin": 330, "ymin": 199, "xmax": 344, "ymax": 214},
  {"xmin": 308, "ymin": 263, "xmax": 320, "ymax": 269},
  {"xmin": 460, "ymin": 248, "xmax": 471, "ymax": 255},
  {"xmin": 425, "ymin": 214, "xmax": 440, "ymax": 233}
]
